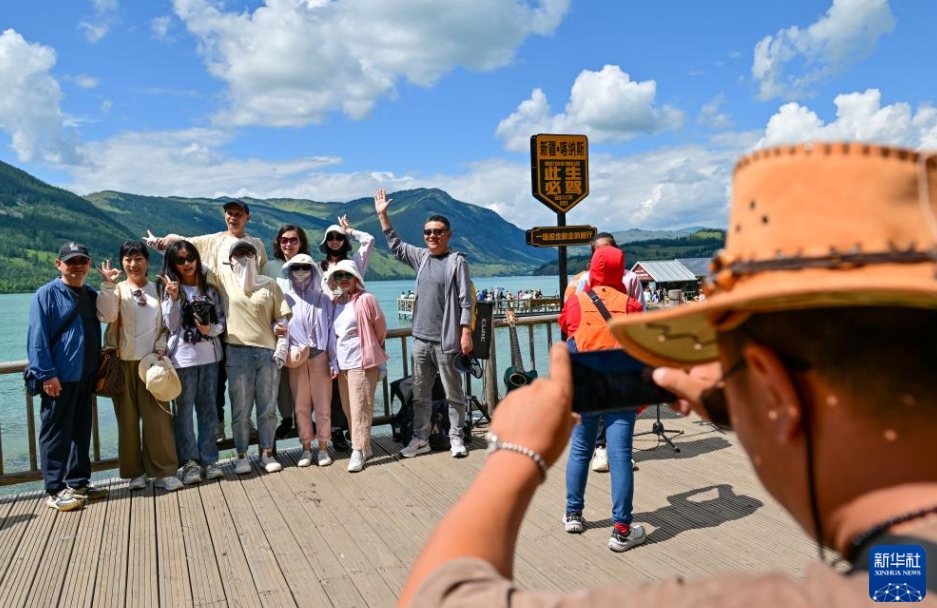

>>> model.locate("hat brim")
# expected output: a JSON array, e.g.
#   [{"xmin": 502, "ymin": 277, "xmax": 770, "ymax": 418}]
[
  {"xmin": 59, "ymin": 253, "xmax": 90, "ymax": 262},
  {"xmin": 610, "ymin": 264, "xmax": 937, "ymax": 369}
]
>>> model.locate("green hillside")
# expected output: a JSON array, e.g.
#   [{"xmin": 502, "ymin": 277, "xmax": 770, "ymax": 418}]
[{"xmin": 0, "ymin": 160, "xmax": 554, "ymax": 292}]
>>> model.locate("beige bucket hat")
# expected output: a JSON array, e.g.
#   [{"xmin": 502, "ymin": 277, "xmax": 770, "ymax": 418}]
[
  {"xmin": 610, "ymin": 142, "xmax": 937, "ymax": 368},
  {"xmin": 138, "ymin": 354, "xmax": 183, "ymax": 403}
]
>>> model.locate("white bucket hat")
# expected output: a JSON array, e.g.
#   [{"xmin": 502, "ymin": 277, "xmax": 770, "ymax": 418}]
[
  {"xmin": 318, "ymin": 224, "xmax": 349, "ymax": 255},
  {"xmin": 138, "ymin": 354, "xmax": 182, "ymax": 403},
  {"xmin": 326, "ymin": 259, "xmax": 365, "ymax": 290},
  {"xmin": 281, "ymin": 253, "xmax": 319, "ymax": 278}
]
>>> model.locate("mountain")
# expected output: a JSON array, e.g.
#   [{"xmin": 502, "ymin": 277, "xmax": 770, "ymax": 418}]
[{"xmin": 0, "ymin": 160, "xmax": 554, "ymax": 292}]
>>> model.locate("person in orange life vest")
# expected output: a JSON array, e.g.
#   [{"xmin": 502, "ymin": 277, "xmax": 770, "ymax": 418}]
[{"xmin": 558, "ymin": 246, "xmax": 646, "ymax": 551}]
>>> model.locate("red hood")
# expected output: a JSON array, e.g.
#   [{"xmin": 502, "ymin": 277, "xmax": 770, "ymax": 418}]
[{"xmin": 586, "ymin": 247, "xmax": 627, "ymax": 292}]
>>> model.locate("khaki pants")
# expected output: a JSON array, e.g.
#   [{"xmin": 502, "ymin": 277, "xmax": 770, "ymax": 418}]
[
  {"xmin": 288, "ymin": 353, "xmax": 332, "ymax": 444},
  {"xmin": 113, "ymin": 359, "xmax": 179, "ymax": 479},
  {"xmin": 337, "ymin": 367, "xmax": 379, "ymax": 452}
]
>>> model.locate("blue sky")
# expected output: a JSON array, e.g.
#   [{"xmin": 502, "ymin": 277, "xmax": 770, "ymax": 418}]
[{"xmin": 1, "ymin": 0, "xmax": 934, "ymax": 231}]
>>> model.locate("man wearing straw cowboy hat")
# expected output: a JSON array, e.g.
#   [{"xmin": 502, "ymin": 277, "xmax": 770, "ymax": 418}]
[{"xmin": 397, "ymin": 143, "xmax": 937, "ymax": 607}]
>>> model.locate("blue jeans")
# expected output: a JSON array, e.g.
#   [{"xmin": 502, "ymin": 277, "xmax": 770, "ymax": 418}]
[
  {"xmin": 565, "ymin": 409, "xmax": 637, "ymax": 526},
  {"xmin": 411, "ymin": 338, "xmax": 466, "ymax": 442},
  {"xmin": 226, "ymin": 345, "xmax": 279, "ymax": 454},
  {"xmin": 173, "ymin": 363, "xmax": 220, "ymax": 466}
]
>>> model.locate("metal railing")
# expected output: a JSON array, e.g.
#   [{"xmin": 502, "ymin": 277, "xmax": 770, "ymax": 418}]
[{"xmin": 0, "ymin": 314, "xmax": 559, "ymax": 486}]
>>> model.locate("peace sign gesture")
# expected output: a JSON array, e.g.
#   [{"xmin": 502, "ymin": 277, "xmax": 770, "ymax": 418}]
[
  {"xmin": 97, "ymin": 260, "xmax": 121, "ymax": 283},
  {"xmin": 157, "ymin": 274, "xmax": 179, "ymax": 301},
  {"xmin": 338, "ymin": 214, "xmax": 352, "ymax": 233}
]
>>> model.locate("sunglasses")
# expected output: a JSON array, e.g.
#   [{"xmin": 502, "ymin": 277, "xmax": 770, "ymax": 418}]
[
  {"xmin": 131, "ymin": 288, "xmax": 147, "ymax": 307},
  {"xmin": 174, "ymin": 254, "xmax": 197, "ymax": 265},
  {"xmin": 423, "ymin": 228, "xmax": 448, "ymax": 237},
  {"xmin": 291, "ymin": 264, "xmax": 312, "ymax": 271},
  {"xmin": 333, "ymin": 271, "xmax": 355, "ymax": 280},
  {"xmin": 279, "ymin": 237, "xmax": 299, "ymax": 245},
  {"xmin": 326, "ymin": 233, "xmax": 345, "ymax": 242},
  {"xmin": 232, "ymin": 250, "xmax": 256, "ymax": 259}
]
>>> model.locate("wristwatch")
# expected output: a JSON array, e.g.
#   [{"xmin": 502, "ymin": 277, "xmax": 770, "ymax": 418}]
[{"xmin": 485, "ymin": 431, "xmax": 548, "ymax": 481}]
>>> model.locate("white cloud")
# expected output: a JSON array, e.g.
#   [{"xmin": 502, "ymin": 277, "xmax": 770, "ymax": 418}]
[
  {"xmin": 698, "ymin": 94, "xmax": 732, "ymax": 129},
  {"xmin": 752, "ymin": 0, "xmax": 895, "ymax": 100},
  {"xmin": 758, "ymin": 89, "xmax": 937, "ymax": 149},
  {"xmin": 101, "ymin": 99, "xmax": 112, "ymax": 113},
  {"xmin": 495, "ymin": 65, "xmax": 684, "ymax": 152},
  {"xmin": 171, "ymin": 0, "xmax": 570, "ymax": 127},
  {"xmin": 93, "ymin": 0, "xmax": 119, "ymax": 11},
  {"xmin": 73, "ymin": 74, "xmax": 100, "ymax": 89},
  {"xmin": 0, "ymin": 29, "xmax": 83, "ymax": 164},
  {"xmin": 79, "ymin": 21, "xmax": 110, "ymax": 43},
  {"xmin": 151, "ymin": 16, "xmax": 172, "ymax": 40}
]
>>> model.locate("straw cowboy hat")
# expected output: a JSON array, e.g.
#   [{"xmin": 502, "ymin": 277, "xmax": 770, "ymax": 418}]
[
  {"xmin": 138, "ymin": 354, "xmax": 182, "ymax": 403},
  {"xmin": 326, "ymin": 259, "xmax": 365, "ymax": 289},
  {"xmin": 610, "ymin": 142, "xmax": 937, "ymax": 368}
]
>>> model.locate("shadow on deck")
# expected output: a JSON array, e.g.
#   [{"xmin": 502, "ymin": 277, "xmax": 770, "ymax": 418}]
[{"xmin": 0, "ymin": 411, "xmax": 816, "ymax": 607}]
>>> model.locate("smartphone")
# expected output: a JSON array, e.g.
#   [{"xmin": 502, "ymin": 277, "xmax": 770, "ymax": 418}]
[{"xmin": 570, "ymin": 349, "xmax": 675, "ymax": 414}]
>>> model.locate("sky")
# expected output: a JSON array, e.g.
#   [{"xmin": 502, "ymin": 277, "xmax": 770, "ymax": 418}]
[{"xmin": 1, "ymin": 0, "xmax": 935, "ymax": 232}]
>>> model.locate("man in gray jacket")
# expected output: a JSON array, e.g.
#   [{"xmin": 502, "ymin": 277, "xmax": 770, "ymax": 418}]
[{"xmin": 375, "ymin": 189, "xmax": 474, "ymax": 458}]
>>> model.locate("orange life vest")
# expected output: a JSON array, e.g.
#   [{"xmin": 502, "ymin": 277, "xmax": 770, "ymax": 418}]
[{"xmin": 572, "ymin": 286, "xmax": 633, "ymax": 352}]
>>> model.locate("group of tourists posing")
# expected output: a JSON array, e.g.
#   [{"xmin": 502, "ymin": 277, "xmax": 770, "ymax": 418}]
[{"xmin": 27, "ymin": 188, "xmax": 476, "ymax": 511}]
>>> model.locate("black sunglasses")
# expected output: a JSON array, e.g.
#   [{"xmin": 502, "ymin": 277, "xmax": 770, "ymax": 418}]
[
  {"xmin": 131, "ymin": 288, "xmax": 147, "ymax": 307},
  {"xmin": 232, "ymin": 249, "xmax": 256, "ymax": 258},
  {"xmin": 290, "ymin": 264, "xmax": 312, "ymax": 271},
  {"xmin": 423, "ymin": 228, "xmax": 448, "ymax": 236},
  {"xmin": 333, "ymin": 271, "xmax": 355, "ymax": 280},
  {"xmin": 326, "ymin": 233, "xmax": 345, "ymax": 241},
  {"xmin": 174, "ymin": 254, "xmax": 197, "ymax": 265}
]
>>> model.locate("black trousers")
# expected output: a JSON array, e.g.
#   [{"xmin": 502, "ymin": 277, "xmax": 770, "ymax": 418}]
[{"xmin": 39, "ymin": 372, "xmax": 95, "ymax": 495}]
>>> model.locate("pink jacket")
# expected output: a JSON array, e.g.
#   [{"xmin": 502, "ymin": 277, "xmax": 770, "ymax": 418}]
[{"xmin": 349, "ymin": 290, "xmax": 389, "ymax": 370}]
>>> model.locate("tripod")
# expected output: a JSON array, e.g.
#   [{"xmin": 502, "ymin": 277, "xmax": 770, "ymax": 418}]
[{"xmin": 633, "ymin": 404, "xmax": 684, "ymax": 453}]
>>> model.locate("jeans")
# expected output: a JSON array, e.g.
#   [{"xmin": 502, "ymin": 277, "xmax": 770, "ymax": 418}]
[
  {"xmin": 226, "ymin": 344, "xmax": 279, "ymax": 454},
  {"xmin": 565, "ymin": 409, "xmax": 637, "ymax": 526},
  {"xmin": 39, "ymin": 372, "xmax": 95, "ymax": 495},
  {"xmin": 411, "ymin": 338, "xmax": 466, "ymax": 442},
  {"xmin": 174, "ymin": 363, "xmax": 220, "ymax": 466}
]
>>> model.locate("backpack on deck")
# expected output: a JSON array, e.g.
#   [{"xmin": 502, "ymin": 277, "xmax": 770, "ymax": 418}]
[{"xmin": 391, "ymin": 374, "xmax": 472, "ymax": 450}]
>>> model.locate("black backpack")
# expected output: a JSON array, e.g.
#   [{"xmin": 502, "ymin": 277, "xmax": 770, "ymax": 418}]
[{"xmin": 390, "ymin": 375, "xmax": 471, "ymax": 450}]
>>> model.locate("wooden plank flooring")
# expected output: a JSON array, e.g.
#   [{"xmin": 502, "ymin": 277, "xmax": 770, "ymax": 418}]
[{"xmin": 0, "ymin": 412, "xmax": 817, "ymax": 606}]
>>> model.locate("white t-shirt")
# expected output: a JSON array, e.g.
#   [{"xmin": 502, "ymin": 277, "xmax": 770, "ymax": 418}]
[
  {"xmin": 171, "ymin": 285, "xmax": 221, "ymax": 369},
  {"xmin": 333, "ymin": 301, "xmax": 362, "ymax": 370}
]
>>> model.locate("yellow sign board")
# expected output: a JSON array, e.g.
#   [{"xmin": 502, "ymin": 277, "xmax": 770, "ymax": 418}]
[
  {"xmin": 525, "ymin": 225, "xmax": 596, "ymax": 247},
  {"xmin": 530, "ymin": 134, "xmax": 589, "ymax": 214}
]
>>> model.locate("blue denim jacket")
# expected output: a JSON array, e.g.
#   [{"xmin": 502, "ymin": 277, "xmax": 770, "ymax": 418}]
[{"xmin": 27, "ymin": 279, "xmax": 101, "ymax": 383}]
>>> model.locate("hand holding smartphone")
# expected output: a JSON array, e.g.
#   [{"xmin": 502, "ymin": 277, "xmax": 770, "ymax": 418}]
[{"xmin": 570, "ymin": 349, "xmax": 675, "ymax": 414}]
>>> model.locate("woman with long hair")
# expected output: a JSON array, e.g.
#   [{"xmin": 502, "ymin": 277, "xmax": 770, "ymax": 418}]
[
  {"xmin": 97, "ymin": 240, "xmax": 181, "ymax": 491},
  {"xmin": 281, "ymin": 253, "xmax": 337, "ymax": 467},
  {"xmin": 326, "ymin": 260, "xmax": 388, "ymax": 472},
  {"xmin": 159, "ymin": 240, "xmax": 226, "ymax": 484},
  {"xmin": 263, "ymin": 225, "xmax": 311, "ymax": 439}
]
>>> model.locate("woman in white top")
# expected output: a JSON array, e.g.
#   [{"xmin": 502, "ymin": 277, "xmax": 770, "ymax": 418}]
[
  {"xmin": 97, "ymin": 240, "xmax": 181, "ymax": 492},
  {"xmin": 159, "ymin": 240, "xmax": 226, "ymax": 485},
  {"xmin": 262, "ymin": 225, "xmax": 311, "ymax": 439}
]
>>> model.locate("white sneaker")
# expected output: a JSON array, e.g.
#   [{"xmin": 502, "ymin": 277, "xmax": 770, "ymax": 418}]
[
  {"xmin": 235, "ymin": 454, "xmax": 252, "ymax": 475},
  {"xmin": 261, "ymin": 453, "xmax": 282, "ymax": 473},
  {"xmin": 347, "ymin": 449, "xmax": 365, "ymax": 472},
  {"xmin": 450, "ymin": 436, "xmax": 468, "ymax": 458},
  {"xmin": 155, "ymin": 476, "xmax": 183, "ymax": 492},
  {"xmin": 181, "ymin": 460, "xmax": 202, "ymax": 485},
  {"xmin": 204, "ymin": 463, "xmax": 224, "ymax": 480},
  {"xmin": 298, "ymin": 450, "xmax": 314, "ymax": 467},
  {"xmin": 591, "ymin": 447, "xmax": 609, "ymax": 472},
  {"xmin": 128, "ymin": 474, "xmax": 147, "ymax": 490},
  {"xmin": 317, "ymin": 450, "xmax": 333, "ymax": 467},
  {"xmin": 399, "ymin": 438, "xmax": 430, "ymax": 458}
]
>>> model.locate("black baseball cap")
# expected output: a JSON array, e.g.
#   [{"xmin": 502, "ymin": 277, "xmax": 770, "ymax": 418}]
[
  {"xmin": 223, "ymin": 199, "xmax": 250, "ymax": 214},
  {"xmin": 58, "ymin": 242, "xmax": 91, "ymax": 262}
]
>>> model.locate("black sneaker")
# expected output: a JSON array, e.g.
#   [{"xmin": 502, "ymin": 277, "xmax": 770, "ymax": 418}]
[
  {"xmin": 563, "ymin": 511, "xmax": 585, "ymax": 533},
  {"xmin": 331, "ymin": 429, "xmax": 349, "ymax": 452},
  {"xmin": 71, "ymin": 482, "xmax": 109, "ymax": 501},
  {"xmin": 608, "ymin": 523, "xmax": 647, "ymax": 552},
  {"xmin": 275, "ymin": 417, "xmax": 293, "ymax": 439}
]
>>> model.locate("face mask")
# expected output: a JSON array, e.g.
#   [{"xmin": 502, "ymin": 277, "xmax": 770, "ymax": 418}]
[
  {"xmin": 291, "ymin": 269, "xmax": 312, "ymax": 282},
  {"xmin": 231, "ymin": 256, "xmax": 262, "ymax": 293}
]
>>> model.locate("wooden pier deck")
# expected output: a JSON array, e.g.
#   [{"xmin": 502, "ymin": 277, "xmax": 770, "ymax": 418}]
[{"xmin": 0, "ymin": 410, "xmax": 816, "ymax": 607}]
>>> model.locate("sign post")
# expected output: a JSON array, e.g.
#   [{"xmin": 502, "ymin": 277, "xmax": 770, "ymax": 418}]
[{"xmin": 530, "ymin": 134, "xmax": 589, "ymax": 313}]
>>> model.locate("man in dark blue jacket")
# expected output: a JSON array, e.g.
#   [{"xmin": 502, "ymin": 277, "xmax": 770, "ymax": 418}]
[{"xmin": 27, "ymin": 242, "xmax": 108, "ymax": 511}]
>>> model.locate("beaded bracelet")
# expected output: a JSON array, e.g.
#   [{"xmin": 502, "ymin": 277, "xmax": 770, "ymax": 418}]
[{"xmin": 484, "ymin": 431, "xmax": 548, "ymax": 482}]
